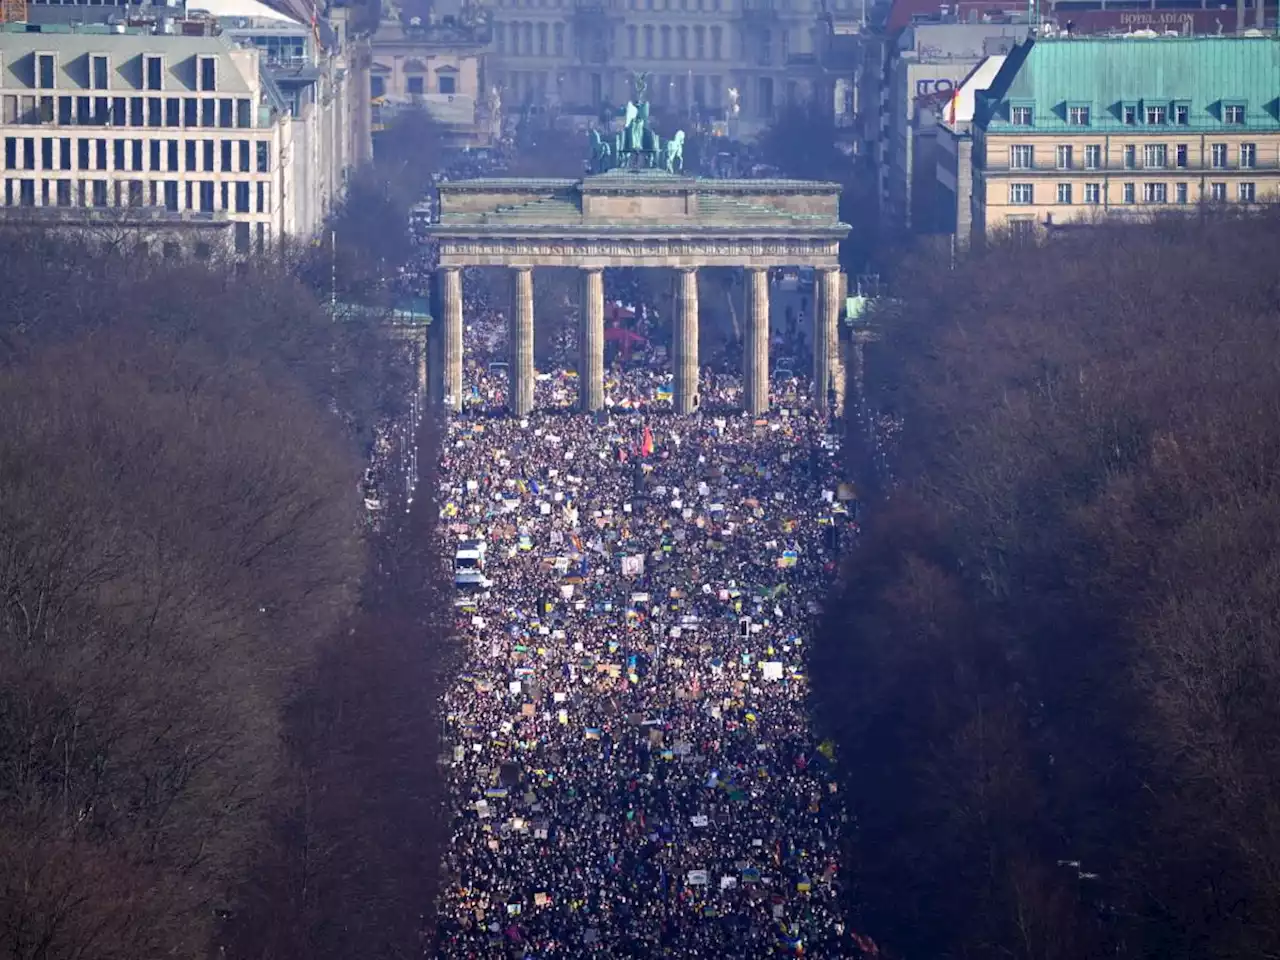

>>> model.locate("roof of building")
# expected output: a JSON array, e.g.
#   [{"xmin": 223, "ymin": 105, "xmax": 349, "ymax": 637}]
[
  {"xmin": 189, "ymin": 0, "xmax": 299, "ymax": 23},
  {"xmin": 978, "ymin": 35, "xmax": 1280, "ymax": 132},
  {"xmin": 941, "ymin": 52, "xmax": 1005, "ymax": 126},
  {"xmin": 0, "ymin": 28, "xmax": 263, "ymax": 96},
  {"xmin": 884, "ymin": 0, "xmax": 1022, "ymax": 33}
]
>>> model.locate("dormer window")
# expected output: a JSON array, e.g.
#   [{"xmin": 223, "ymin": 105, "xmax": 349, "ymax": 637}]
[
  {"xmin": 198, "ymin": 56, "xmax": 217, "ymax": 92},
  {"xmin": 1067, "ymin": 103, "xmax": 1090, "ymax": 126},
  {"xmin": 1010, "ymin": 104, "xmax": 1033, "ymax": 126},
  {"xmin": 144, "ymin": 54, "xmax": 164, "ymax": 91},
  {"xmin": 1122, "ymin": 103, "xmax": 1137, "ymax": 125},
  {"xmin": 36, "ymin": 53, "xmax": 55, "ymax": 90},
  {"xmin": 1174, "ymin": 101, "xmax": 1190, "ymax": 125},
  {"xmin": 1224, "ymin": 102, "xmax": 1245, "ymax": 124},
  {"xmin": 91, "ymin": 54, "xmax": 109, "ymax": 90},
  {"xmin": 1145, "ymin": 104, "xmax": 1165, "ymax": 125}
]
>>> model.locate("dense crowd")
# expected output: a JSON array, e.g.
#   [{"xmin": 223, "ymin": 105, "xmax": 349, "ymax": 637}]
[{"xmin": 430, "ymin": 275, "xmax": 878, "ymax": 956}]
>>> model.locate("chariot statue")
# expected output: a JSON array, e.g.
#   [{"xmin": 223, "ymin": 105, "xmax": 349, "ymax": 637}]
[{"xmin": 585, "ymin": 72, "xmax": 687, "ymax": 174}]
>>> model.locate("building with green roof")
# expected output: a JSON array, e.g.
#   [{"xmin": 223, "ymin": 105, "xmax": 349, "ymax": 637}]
[{"xmin": 963, "ymin": 34, "xmax": 1280, "ymax": 240}]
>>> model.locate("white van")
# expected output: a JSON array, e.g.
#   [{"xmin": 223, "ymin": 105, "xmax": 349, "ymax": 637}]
[{"xmin": 455, "ymin": 540, "xmax": 488, "ymax": 586}]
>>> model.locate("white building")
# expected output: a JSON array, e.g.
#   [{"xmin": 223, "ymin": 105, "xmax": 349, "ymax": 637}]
[{"xmin": 0, "ymin": 16, "xmax": 365, "ymax": 253}]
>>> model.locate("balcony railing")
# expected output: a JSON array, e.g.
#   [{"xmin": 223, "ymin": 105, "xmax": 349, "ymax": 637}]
[{"xmin": 981, "ymin": 159, "xmax": 1280, "ymax": 174}]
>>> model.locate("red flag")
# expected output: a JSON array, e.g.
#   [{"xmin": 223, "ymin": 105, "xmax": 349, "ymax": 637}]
[{"xmin": 640, "ymin": 426, "xmax": 654, "ymax": 457}]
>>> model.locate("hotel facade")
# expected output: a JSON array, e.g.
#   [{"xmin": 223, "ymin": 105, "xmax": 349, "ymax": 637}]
[{"xmin": 968, "ymin": 35, "xmax": 1280, "ymax": 240}]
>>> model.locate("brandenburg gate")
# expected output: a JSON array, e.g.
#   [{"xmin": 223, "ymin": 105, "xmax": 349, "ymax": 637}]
[{"xmin": 423, "ymin": 109, "xmax": 850, "ymax": 417}]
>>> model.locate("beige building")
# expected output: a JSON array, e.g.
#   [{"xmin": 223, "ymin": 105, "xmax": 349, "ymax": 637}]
[
  {"xmin": 370, "ymin": 3, "xmax": 495, "ymax": 145},
  {"xmin": 0, "ymin": 16, "xmax": 363, "ymax": 253},
  {"xmin": 970, "ymin": 35, "xmax": 1280, "ymax": 241},
  {"xmin": 488, "ymin": 0, "xmax": 825, "ymax": 135}
]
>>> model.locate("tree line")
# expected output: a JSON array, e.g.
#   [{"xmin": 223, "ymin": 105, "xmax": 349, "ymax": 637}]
[
  {"xmin": 812, "ymin": 211, "xmax": 1280, "ymax": 959},
  {"xmin": 0, "ymin": 113, "xmax": 457, "ymax": 959}
]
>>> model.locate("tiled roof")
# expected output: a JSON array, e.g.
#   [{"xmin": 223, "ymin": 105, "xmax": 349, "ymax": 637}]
[{"xmin": 979, "ymin": 35, "xmax": 1280, "ymax": 132}]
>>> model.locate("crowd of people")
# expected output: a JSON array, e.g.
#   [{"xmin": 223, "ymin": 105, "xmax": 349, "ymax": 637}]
[
  {"xmin": 429, "ymin": 276, "xmax": 881, "ymax": 956},
  {"xmin": 366, "ymin": 131, "xmax": 885, "ymax": 957}
]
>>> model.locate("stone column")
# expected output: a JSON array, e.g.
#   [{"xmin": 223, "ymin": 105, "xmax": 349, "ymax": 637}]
[
  {"xmin": 439, "ymin": 266, "xmax": 463, "ymax": 412},
  {"xmin": 744, "ymin": 267, "xmax": 770, "ymax": 415},
  {"xmin": 673, "ymin": 267, "xmax": 700, "ymax": 415},
  {"xmin": 814, "ymin": 268, "xmax": 842, "ymax": 414},
  {"xmin": 579, "ymin": 267, "xmax": 605, "ymax": 412},
  {"xmin": 511, "ymin": 267, "xmax": 536, "ymax": 416},
  {"xmin": 416, "ymin": 332, "xmax": 428, "ymax": 396}
]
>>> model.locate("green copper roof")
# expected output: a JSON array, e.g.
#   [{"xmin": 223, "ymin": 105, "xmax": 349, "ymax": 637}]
[{"xmin": 979, "ymin": 35, "xmax": 1280, "ymax": 133}]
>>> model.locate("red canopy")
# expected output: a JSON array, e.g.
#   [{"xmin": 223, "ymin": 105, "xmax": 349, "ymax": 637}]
[{"xmin": 604, "ymin": 327, "xmax": 646, "ymax": 346}]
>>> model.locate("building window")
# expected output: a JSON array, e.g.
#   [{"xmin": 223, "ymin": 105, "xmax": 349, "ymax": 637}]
[
  {"xmin": 1224, "ymin": 103, "xmax": 1245, "ymax": 125},
  {"xmin": 1145, "ymin": 105, "xmax": 1165, "ymax": 125},
  {"xmin": 36, "ymin": 53, "xmax": 55, "ymax": 90},
  {"xmin": 91, "ymin": 179, "xmax": 107, "ymax": 205},
  {"xmin": 1055, "ymin": 145, "xmax": 1072, "ymax": 169},
  {"xmin": 1209, "ymin": 181, "xmax": 1226, "ymax": 201},
  {"xmin": 1143, "ymin": 144, "xmax": 1166, "ymax": 169},
  {"xmin": 660, "ymin": 25, "xmax": 671, "ymax": 58},
  {"xmin": 710, "ymin": 26, "xmax": 722, "ymax": 59},
  {"xmin": 201, "ymin": 99, "xmax": 214, "ymax": 127},
  {"xmin": 1122, "ymin": 182, "xmax": 1135, "ymax": 204},
  {"xmin": 1084, "ymin": 144, "xmax": 1101, "ymax": 170},
  {"xmin": 1143, "ymin": 182, "xmax": 1167, "ymax": 203},
  {"xmin": 91, "ymin": 55, "xmax": 109, "ymax": 91},
  {"xmin": 1009, "ymin": 144, "xmax": 1034, "ymax": 169},
  {"xmin": 1068, "ymin": 104, "xmax": 1089, "ymax": 126},
  {"xmin": 677, "ymin": 25, "xmax": 688, "ymax": 59},
  {"xmin": 537, "ymin": 22, "xmax": 547, "ymax": 55},
  {"xmin": 1175, "ymin": 182, "xmax": 1188, "ymax": 204},
  {"xmin": 256, "ymin": 141, "xmax": 269, "ymax": 173},
  {"xmin": 1239, "ymin": 182, "xmax": 1256, "ymax": 202},
  {"xmin": 1084, "ymin": 182, "xmax": 1101, "ymax": 205},
  {"xmin": 1123, "ymin": 104, "xmax": 1137, "ymax": 125},
  {"xmin": 144, "ymin": 55, "xmax": 164, "ymax": 91},
  {"xmin": 554, "ymin": 22, "xmax": 564, "ymax": 56},
  {"xmin": 644, "ymin": 25, "xmax": 655, "ymax": 58},
  {"xmin": 1175, "ymin": 143, "xmax": 1188, "ymax": 168},
  {"xmin": 166, "ymin": 97, "xmax": 180, "ymax": 126},
  {"xmin": 198, "ymin": 56, "xmax": 217, "ymax": 92},
  {"xmin": 627, "ymin": 24, "xmax": 637, "ymax": 57},
  {"xmin": 1010, "ymin": 105, "xmax": 1032, "ymax": 126},
  {"xmin": 1240, "ymin": 143, "xmax": 1256, "ymax": 169},
  {"xmin": 1210, "ymin": 143, "xmax": 1227, "ymax": 168},
  {"xmin": 1008, "ymin": 182, "xmax": 1034, "ymax": 204},
  {"xmin": 1056, "ymin": 183, "xmax": 1072, "ymax": 204},
  {"xmin": 407, "ymin": 76, "xmax": 424, "ymax": 96},
  {"xmin": 237, "ymin": 99, "xmax": 251, "ymax": 128},
  {"xmin": 439, "ymin": 74, "xmax": 456, "ymax": 94},
  {"xmin": 1175, "ymin": 103, "xmax": 1189, "ymax": 125}
]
